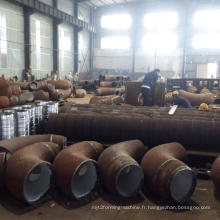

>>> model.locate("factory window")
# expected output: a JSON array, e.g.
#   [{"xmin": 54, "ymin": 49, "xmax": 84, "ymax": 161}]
[
  {"xmin": 143, "ymin": 12, "xmax": 178, "ymax": 53},
  {"xmin": 143, "ymin": 32, "xmax": 178, "ymax": 53},
  {"xmin": 101, "ymin": 14, "xmax": 131, "ymax": 30},
  {"xmin": 193, "ymin": 33, "xmax": 220, "ymax": 49},
  {"xmin": 208, "ymin": 63, "xmax": 217, "ymax": 78},
  {"xmin": 144, "ymin": 12, "xmax": 178, "ymax": 30},
  {"xmin": 194, "ymin": 10, "xmax": 220, "ymax": 30},
  {"xmin": 101, "ymin": 36, "xmax": 130, "ymax": 49},
  {"xmin": 0, "ymin": 14, "xmax": 7, "ymax": 68},
  {"xmin": 193, "ymin": 10, "xmax": 220, "ymax": 48}
]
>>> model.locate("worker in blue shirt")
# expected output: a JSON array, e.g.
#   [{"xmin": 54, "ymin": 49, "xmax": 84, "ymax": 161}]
[
  {"xmin": 141, "ymin": 69, "xmax": 161, "ymax": 106},
  {"xmin": 172, "ymin": 91, "xmax": 192, "ymax": 108}
]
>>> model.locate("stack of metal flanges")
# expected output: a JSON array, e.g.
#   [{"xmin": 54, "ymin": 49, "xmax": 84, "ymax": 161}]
[
  {"xmin": 46, "ymin": 104, "xmax": 220, "ymax": 152},
  {"xmin": 0, "ymin": 111, "xmax": 15, "ymax": 140},
  {"xmin": 22, "ymin": 105, "xmax": 36, "ymax": 135}
]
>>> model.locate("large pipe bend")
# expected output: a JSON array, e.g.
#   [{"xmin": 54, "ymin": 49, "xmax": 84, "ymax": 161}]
[
  {"xmin": 98, "ymin": 140, "xmax": 147, "ymax": 197},
  {"xmin": 5, "ymin": 142, "xmax": 61, "ymax": 205},
  {"xmin": 0, "ymin": 134, "xmax": 67, "ymax": 154},
  {"xmin": 211, "ymin": 156, "xmax": 220, "ymax": 190},
  {"xmin": 53, "ymin": 141, "xmax": 104, "ymax": 199},
  {"xmin": 141, "ymin": 142, "xmax": 196, "ymax": 202}
]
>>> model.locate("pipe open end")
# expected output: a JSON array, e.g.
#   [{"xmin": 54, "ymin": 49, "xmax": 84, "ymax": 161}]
[
  {"xmin": 57, "ymin": 94, "xmax": 64, "ymax": 100},
  {"xmin": 30, "ymin": 82, "xmax": 37, "ymax": 90},
  {"xmin": 71, "ymin": 160, "xmax": 97, "ymax": 199},
  {"xmin": 170, "ymin": 168, "xmax": 196, "ymax": 203},
  {"xmin": 116, "ymin": 164, "xmax": 143, "ymax": 197},
  {"xmin": 24, "ymin": 163, "xmax": 53, "ymax": 204}
]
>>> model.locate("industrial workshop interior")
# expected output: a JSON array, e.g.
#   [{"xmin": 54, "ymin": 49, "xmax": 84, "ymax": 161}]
[{"xmin": 1, "ymin": 0, "xmax": 220, "ymax": 219}]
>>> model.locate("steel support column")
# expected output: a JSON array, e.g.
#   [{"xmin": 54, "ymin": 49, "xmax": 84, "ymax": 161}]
[
  {"xmin": 74, "ymin": 2, "xmax": 79, "ymax": 74},
  {"xmin": 89, "ymin": 7, "xmax": 95, "ymax": 75},
  {"xmin": 23, "ymin": 7, "xmax": 32, "ymax": 72},
  {"xmin": 52, "ymin": 0, "xmax": 59, "ymax": 73}
]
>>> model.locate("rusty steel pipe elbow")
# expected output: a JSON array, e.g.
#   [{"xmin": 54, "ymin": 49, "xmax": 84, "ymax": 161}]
[
  {"xmin": 53, "ymin": 141, "xmax": 104, "ymax": 199},
  {"xmin": 141, "ymin": 142, "xmax": 196, "ymax": 203},
  {"xmin": 5, "ymin": 142, "xmax": 61, "ymax": 205},
  {"xmin": 211, "ymin": 156, "xmax": 220, "ymax": 190},
  {"xmin": 0, "ymin": 134, "xmax": 67, "ymax": 155},
  {"xmin": 98, "ymin": 140, "xmax": 147, "ymax": 197}
]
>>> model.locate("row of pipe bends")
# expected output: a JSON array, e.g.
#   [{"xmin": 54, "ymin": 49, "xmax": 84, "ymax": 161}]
[{"xmin": 4, "ymin": 137, "xmax": 220, "ymax": 205}]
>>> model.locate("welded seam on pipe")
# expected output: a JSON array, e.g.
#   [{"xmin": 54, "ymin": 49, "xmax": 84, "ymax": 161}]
[
  {"xmin": 41, "ymin": 142, "xmax": 56, "ymax": 157},
  {"xmin": 153, "ymin": 158, "xmax": 178, "ymax": 185}
]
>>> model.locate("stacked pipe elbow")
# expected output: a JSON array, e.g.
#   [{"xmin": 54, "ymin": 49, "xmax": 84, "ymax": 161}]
[
  {"xmin": 5, "ymin": 142, "xmax": 61, "ymax": 205},
  {"xmin": 53, "ymin": 141, "xmax": 104, "ymax": 199},
  {"xmin": 0, "ymin": 134, "xmax": 67, "ymax": 190},
  {"xmin": 141, "ymin": 142, "xmax": 196, "ymax": 202},
  {"xmin": 98, "ymin": 140, "xmax": 147, "ymax": 197}
]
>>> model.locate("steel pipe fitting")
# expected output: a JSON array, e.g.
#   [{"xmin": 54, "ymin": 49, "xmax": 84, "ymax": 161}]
[
  {"xmin": 0, "ymin": 134, "xmax": 67, "ymax": 155},
  {"xmin": 141, "ymin": 142, "xmax": 196, "ymax": 202},
  {"xmin": 47, "ymin": 80, "xmax": 72, "ymax": 90},
  {"xmin": 98, "ymin": 140, "xmax": 146, "ymax": 197},
  {"xmin": 0, "ymin": 96, "xmax": 9, "ymax": 108},
  {"xmin": 53, "ymin": 141, "xmax": 103, "ymax": 199},
  {"xmin": 32, "ymin": 90, "xmax": 50, "ymax": 101},
  {"xmin": 5, "ymin": 142, "xmax": 61, "ymax": 204},
  {"xmin": 179, "ymin": 90, "xmax": 214, "ymax": 105},
  {"xmin": 211, "ymin": 156, "xmax": 220, "ymax": 190},
  {"xmin": 29, "ymin": 81, "xmax": 48, "ymax": 91}
]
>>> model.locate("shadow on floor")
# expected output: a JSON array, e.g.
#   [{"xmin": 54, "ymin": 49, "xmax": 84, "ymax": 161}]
[
  {"xmin": 53, "ymin": 186, "xmax": 99, "ymax": 210},
  {"xmin": 142, "ymin": 187, "xmax": 199, "ymax": 213},
  {"xmin": 0, "ymin": 190, "xmax": 52, "ymax": 215},
  {"xmin": 98, "ymin": 185, "xmax": 145, "ymax": 206}
]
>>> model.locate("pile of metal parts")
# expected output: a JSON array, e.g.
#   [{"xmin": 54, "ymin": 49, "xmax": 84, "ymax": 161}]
[
  {"xmin": 95, "ymin": 75, "xmax": 129, "ymax": 96},
  {"xmin": 1, "ymin": 136, "xmax": 220, "ymax": 207},
  {"xmin": 47, "ymin": 103, "xmax": 220, "ymax": 152},
  {"xmin": 0, "ymin": 77, "xmax": 73, "ymax": 108},
  {"xmin": 0, "ymin": 101, "xmax": 58, "ymax": 140}
]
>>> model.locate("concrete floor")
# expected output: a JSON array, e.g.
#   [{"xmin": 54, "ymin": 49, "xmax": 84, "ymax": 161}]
[
  {"xmin": 0, "ymin": 179, "xmax": 219, "ymax": 220},
  {"xmin": 0, "ymin": 95, "xmax": 219, "ymax": 219}
]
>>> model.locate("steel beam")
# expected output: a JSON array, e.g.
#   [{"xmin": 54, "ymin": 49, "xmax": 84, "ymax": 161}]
[
  {"xmin": 23, "ymin": 7, "xmax": 32, "ymax": 72},
  {"xmin": 74, "ymin": 1, "xmax": 79, "ymax": 74},
  {"xmin": 52, "ymin": 0, "xmax": 59, "ymax": 73},
  {"xmin": 8, "ymin": 0, "xmax": 95, "ymax": 33}
]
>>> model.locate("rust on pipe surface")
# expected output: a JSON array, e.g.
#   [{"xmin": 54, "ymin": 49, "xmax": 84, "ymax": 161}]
[
  {"xmin": 179, "ymin": 90, "xmax": 214, "ymax": 105},
  {"xmin": 98, "ymin": 140, "xmax": 146, "ymax": 197},
  {"xmin": 5, "ymin": 142, "xmax": 60, "ymax": 204},
  {"xmin": 0, "ymin": 134, "xmax": 67, "ymax": 154},
  {"xmin": 0, "ymin": 87, "xmax": 12, "ymax": 97},
  {"xmin": 95, "ymin": 87, "xmax": 125, "ymax": 96},
  {"xmin": 0, "ymin": 96, "xmax": 9, "ymax": 108},
  {"xmin": 0, "ymin": 152, "xmax": 6, "ymax": 188},
  {"xmin": 32, "ymin": 90, "xmax": 49, "ymax": 101},
  {"xmin": 0, "ymin": 77, "xmax": 8, "ymax": 88},
  {"xmin": 89, "ymin": 95, "xmax": 123, "ymax": 105},
  {"xmin": 48, "ymin": 104, "xmax": 220, "ymax": 151},
  {"xmin": 211, "ymin": 156, "xmax": 220, "ymax": 190},
  {"xmin": 75, "ymin": 89, "xmax": 86, "ymax": 98},
  {"xmin": 141, "ymin": 142, "xmax": 196, "ymax": 202},
  {"xmin": 29, "ymin": 81, "xmax": 48, "ymax": 91},
  {"xmin": 100, "ymin": 81, "xmax": 118, "ymax": 88},
  {"xmin": 51, "ymin": 88, "xmax": 72, "ymax": 101},
  {"xmin": 47, "ymin": 80, "xmax": 72, "ymax": 90},
  {"xmin": 54, "ymin": 141, "xmax": 103, "ymax": 199},
  {"xmin": 9, "ymin": 95, "xmax": 19, "ymax": 106},
  {"xmin": 78, "ymin": 80, "xmax": 98, "ymax": 86}
]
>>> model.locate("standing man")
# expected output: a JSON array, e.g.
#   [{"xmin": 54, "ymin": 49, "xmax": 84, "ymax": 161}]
[{"xmin": 141, "ymin": 68, "xmax": 161, "ymax": 106}]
